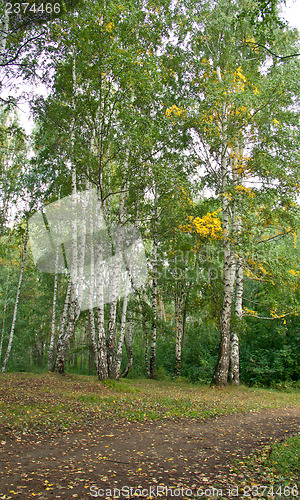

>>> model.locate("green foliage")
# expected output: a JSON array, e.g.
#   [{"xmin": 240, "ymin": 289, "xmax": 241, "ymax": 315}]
[
  {"xmin": 267, "ymin": 435, "xmax": 300, "ymax": 479},
  {"xmin": 155, "ymin": 365, "xmax": 172, "ymax": 381},
  {"xmin": 156, "ymin": 333, "xmax": 176, "ymax": 377},
  {"xmin": 181, "ymin": 325, "xmax": 219, "ymax": 383},
  {"xmin": 239, "ymin": 435, "xmax": 300, "ymax": 492},
  {"xmin": 240, "ymin": 318, "xmax": 300, "ymax": 386},
  {"xmin": 2, "ymin": 0, "xmax": 300, "ymax": 388}
]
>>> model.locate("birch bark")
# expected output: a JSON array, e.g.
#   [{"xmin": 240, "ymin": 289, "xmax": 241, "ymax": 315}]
[
  {"xmin": 145, "ymin": 324, "xmax": 150, "ymax": 378},
  {"xmin": 0, "ymin": 9, "xmax": 9, "ymax": 66},
  {"xmin": 60, "ymin": 46, "xmax": 78, "ymax": 364},
  {"xmin": 0, "ymin": 270, "xmax": 9, "ymax": 361},
  {"xmin": 174, "ymin": 257, "xmax": 184, "ymax": 377},
  {"xmin": 228, "ymin": 144, "xmax": 244, "ymax": 384},
  {"xmin": 1, "ymin": 221, "xmax": 29, "ymax": 372},
  {"xmin": 139, "ymin": 294, "xmax": 150, "ymax": 378},
  {"xmin": 121, "ymin": 307, "xmax": 133, "ymax": 378},
  {"xmin": 54, "ymin": 278, "xmax": 71, "ymax": 372},
  {"xmin": 175, "ymin": 292, "xmax": 183, "ymax": 377},
  {"xmin": 229, "ymin": 257, "xmax": 243, "ymax": 384},
  {"xmin": 212, "ymin": 93, "xmax": 237, "ymax": 385},
  {"xmin": 106, "ymin": 185, "xmax": 126, "ymax": 378},
  {"xmin": 150, "ymin": 232, "xmax": 157, "ymax": 379},
  {"xmin": 95, "ymin": 194, "xmax": 108, "ymax": 379},
  {"xmin": 87, "ymin": 187, "xmax": 98, "ymax": 371},
  {"xmin": 150, "ymin": 185, "xmax": 158, "ymax": 379},
  {"xmin": 48, "ymin": 246, "xmax": 59, "ymax": 371},
  {"xmin": 54, "ymin": 47, "xmax": 89, "ymax": 373},
  {"xmin": 212, "ymin": 184, "xmax": 236, "ymax": 384},
  {"xmin": 114, "ymin": 272, "xmax": 130, "ymax": 379}
]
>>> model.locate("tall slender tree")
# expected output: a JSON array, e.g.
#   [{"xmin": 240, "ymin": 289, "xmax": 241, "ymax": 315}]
[{"xmin": 176, "ymin": 0, "xmax": 300, "ymax": 385}]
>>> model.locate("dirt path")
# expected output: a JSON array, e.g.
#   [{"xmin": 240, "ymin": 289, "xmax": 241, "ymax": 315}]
[{"xmin": 0, "ymin": 406, "xmax": 299, "ymax": 499}]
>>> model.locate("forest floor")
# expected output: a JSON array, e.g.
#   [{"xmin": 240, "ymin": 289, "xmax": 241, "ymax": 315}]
[{"xmin": 0, "ymin": 373, "xmax": 299, "ymax": 500}]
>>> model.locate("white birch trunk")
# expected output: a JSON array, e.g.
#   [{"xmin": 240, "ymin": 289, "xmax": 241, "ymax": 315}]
[
  {"xmin": 95, "ymin": 196, "xmax": 108, "ymax": 379},
  {"xmin": 55, "ymin": 188, "xmax": 90, "ymax": 374},
  {"xmin": 106, "ymin": 250, "xmax": 122, "ymax": 377},
  {"xmin": 87, "ymin": 181, "xmax": 99, "ymax": 371},
  {"xmin": 212, "ymin": 93, "xmax": 236, "ymax": 386},
  {"xmin": 145, "ymin": 325, "xmax": 150, "ymax": 378},
  {"xmin": 89, "ymin": 308, "xmax": 97, "ymax": 365},
  {"xmin": 48, "ymin": 246, "xmax": 59, "ymax": 371},
  {"xmin": 88, "ymin": 223, "xmax": 97, "ymax": 354},
  {"xmin": 175, "ymin": 292, "xmax": 183, "ymax": 377},
  {"xmin": 54, "ymin": 278, "xmax": 71, "ymax": 372},
  {"xmin": 0, "ymin": 270, "xmax": 9, "ymax": 361},
  {"xmin": 54, "ymin": 47, "xmax": 80, "ymax": 374},
  {"xmin": 182, "ymin": 292, "xmax": 189, "ymax": 353},
  {"xmin": 150, "ymin": 184, "xmax": 158, "ymax": 379},
  {"xmin": 212, "ymin": 195, "xmax": 236, "ymax": 385},
  {"xmin": 150, "ymin": 232, "xmax": 157, "ymax": 379},
  {"xmin": 121, "ymin": 307, "xmax": 133, "ymax": 378},
  {"xmin": 174, "ymin": 255, "xmax": 185, "ymax": 377},
  {"xmin": 61, "ymin": 96, "xmax": 78, "ymax": 363},
  {"xmin": 1, "ymin": 221, "xmax": 29, "ymax": 372},
  {"xmin": 73, "ymin": 193, "xmax": 87, "ymax": 319},
  {"xmin": 139, "ymin": 295, "xmax": 150, "ymax": 377},
  {"xmin": 229, "ymin": 258, "xmax": 243, "ymax": 384},
  {"xmin": 114, "ymin": 272, "xmax": 130, "ymax": 379},
  {"xmin": 106, "ymin": 185, "xmax": 126, "ymax": 378},
  {"xmin": 95, "ymin": 260, "xmax": 108, "ymax": 379},
  {"xmin": 228, "ymin": 144, "xmax": 244, "ymax": 384},
  {"xmin": 0, "ymin": 8, "xmax": 9, "ymax": 66}
]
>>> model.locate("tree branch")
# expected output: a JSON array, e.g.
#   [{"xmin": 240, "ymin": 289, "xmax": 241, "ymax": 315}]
[{"xmin": 245, "ymin": 40, "xmax": 300, "ymax": 61}]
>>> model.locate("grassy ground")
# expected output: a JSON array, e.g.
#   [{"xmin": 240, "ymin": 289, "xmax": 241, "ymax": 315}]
[
  {"xmin": 0, "ymin": 373, "xmax": 299, "ymax": 498},
  {"xmin": 0, "ymin": 372, "xmax": 299, "ymax": 434},
  {"xmin": 233, "ymin": 435, "xmax": 300, "ymax": 497}
]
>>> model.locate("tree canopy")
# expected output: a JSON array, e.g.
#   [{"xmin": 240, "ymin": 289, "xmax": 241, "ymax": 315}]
[{"xmin": 0, "ymin": 0, "xmax": 300, "ymax": 387}]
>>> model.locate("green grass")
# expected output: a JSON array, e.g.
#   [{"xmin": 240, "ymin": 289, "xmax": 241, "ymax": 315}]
[
  {"xmin": 267, "ymin": 435, "xmax": 300, "ymax": 480},
  {"xmin": 0, "ymin": 372, "xmax": 299, "ymax": 435},
  {"xmin": 230, "ymin": 435, "xmax": 300, "ymax": 499},
  {"xmin": 100, "ymin": 378, "xmax": 141, "ymax": 393}
]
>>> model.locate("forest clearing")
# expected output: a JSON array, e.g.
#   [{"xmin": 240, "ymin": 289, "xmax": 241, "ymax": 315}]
[
  {"xmin": 1, "ymin": 0, "xmax": 300, "ymax": 496},
  {"xmin": 0, "ymin": 373, "xmax": 299, "ymax": 499},
  {"xmin": 1, "ymin": 0, "xmax": 300, "ymax": 387}
]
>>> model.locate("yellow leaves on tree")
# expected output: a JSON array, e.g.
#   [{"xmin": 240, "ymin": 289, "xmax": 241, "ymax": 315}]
[
  {"xmin": 228, "ymin": 65, "xmax": 260, "ymax": 98},
  {"xmin": 289, "ymin": 269, "xmax": 300, "ymax": 277},
  {"xmin": 232, "ymin": 66, "xmax": 247, "ymax": 92},
  {"xmin": 235, "ymin": 185, "xmax": 255, "ymax": 198},
  {"xmin": 270, "ymin": 309, "xmax": 288, "ymax": 320},
  {"xmin": 235, "ymin": 66, "xmax": 247, "ymax": 82},
  {"xmin": 245, "ymin": 257, "xmax": 270, "ymax": 280},
  {"xmin": 105, "ymin": 21, "xmax": 115, "ymax": 33},
  {"xmin": 230, "ymin": 151, "xmax": 251, "ymax": 176},
  {"xmin": 165, "ymin": 105, "xmax": 186, "ymax": 118},
  {"xmin": 178, "ymin": 186, "xmax": 194, "ymax": 207},
  {"xmin": 243, "ymin": 307, "xmax": 258, "ymax": 317},
  {"xmin": 244, "ymin": 36, "xmax": 260, "ymax": 54},
  {"xmin": 180, "ymin": 212, "xmax": 223, "ymax": 240}
]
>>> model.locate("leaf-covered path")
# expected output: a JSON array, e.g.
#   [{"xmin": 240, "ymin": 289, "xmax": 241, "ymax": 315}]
[{"xmin": 0, "ymin": 407, "xmax": 299, "ymax": 499}]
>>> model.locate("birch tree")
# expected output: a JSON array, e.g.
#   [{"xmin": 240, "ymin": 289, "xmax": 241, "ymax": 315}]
[
  {"xmin": 47, "ymin": 245, "xmax": 59, "ymax": 370},
  {"xmin": 178, "ymin": 0, "xmax": 300, "ymax": 385},
  {"xmin": 1, "ymin": 220, "xmax": 29, "ymax": 371},
  {"xmin": 33, "ymin": 0, "xmax": 180, "ymax": 379},
  {"xmin": 121, "ymin": 305, "xmax": 134, "ymax": 378}
]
